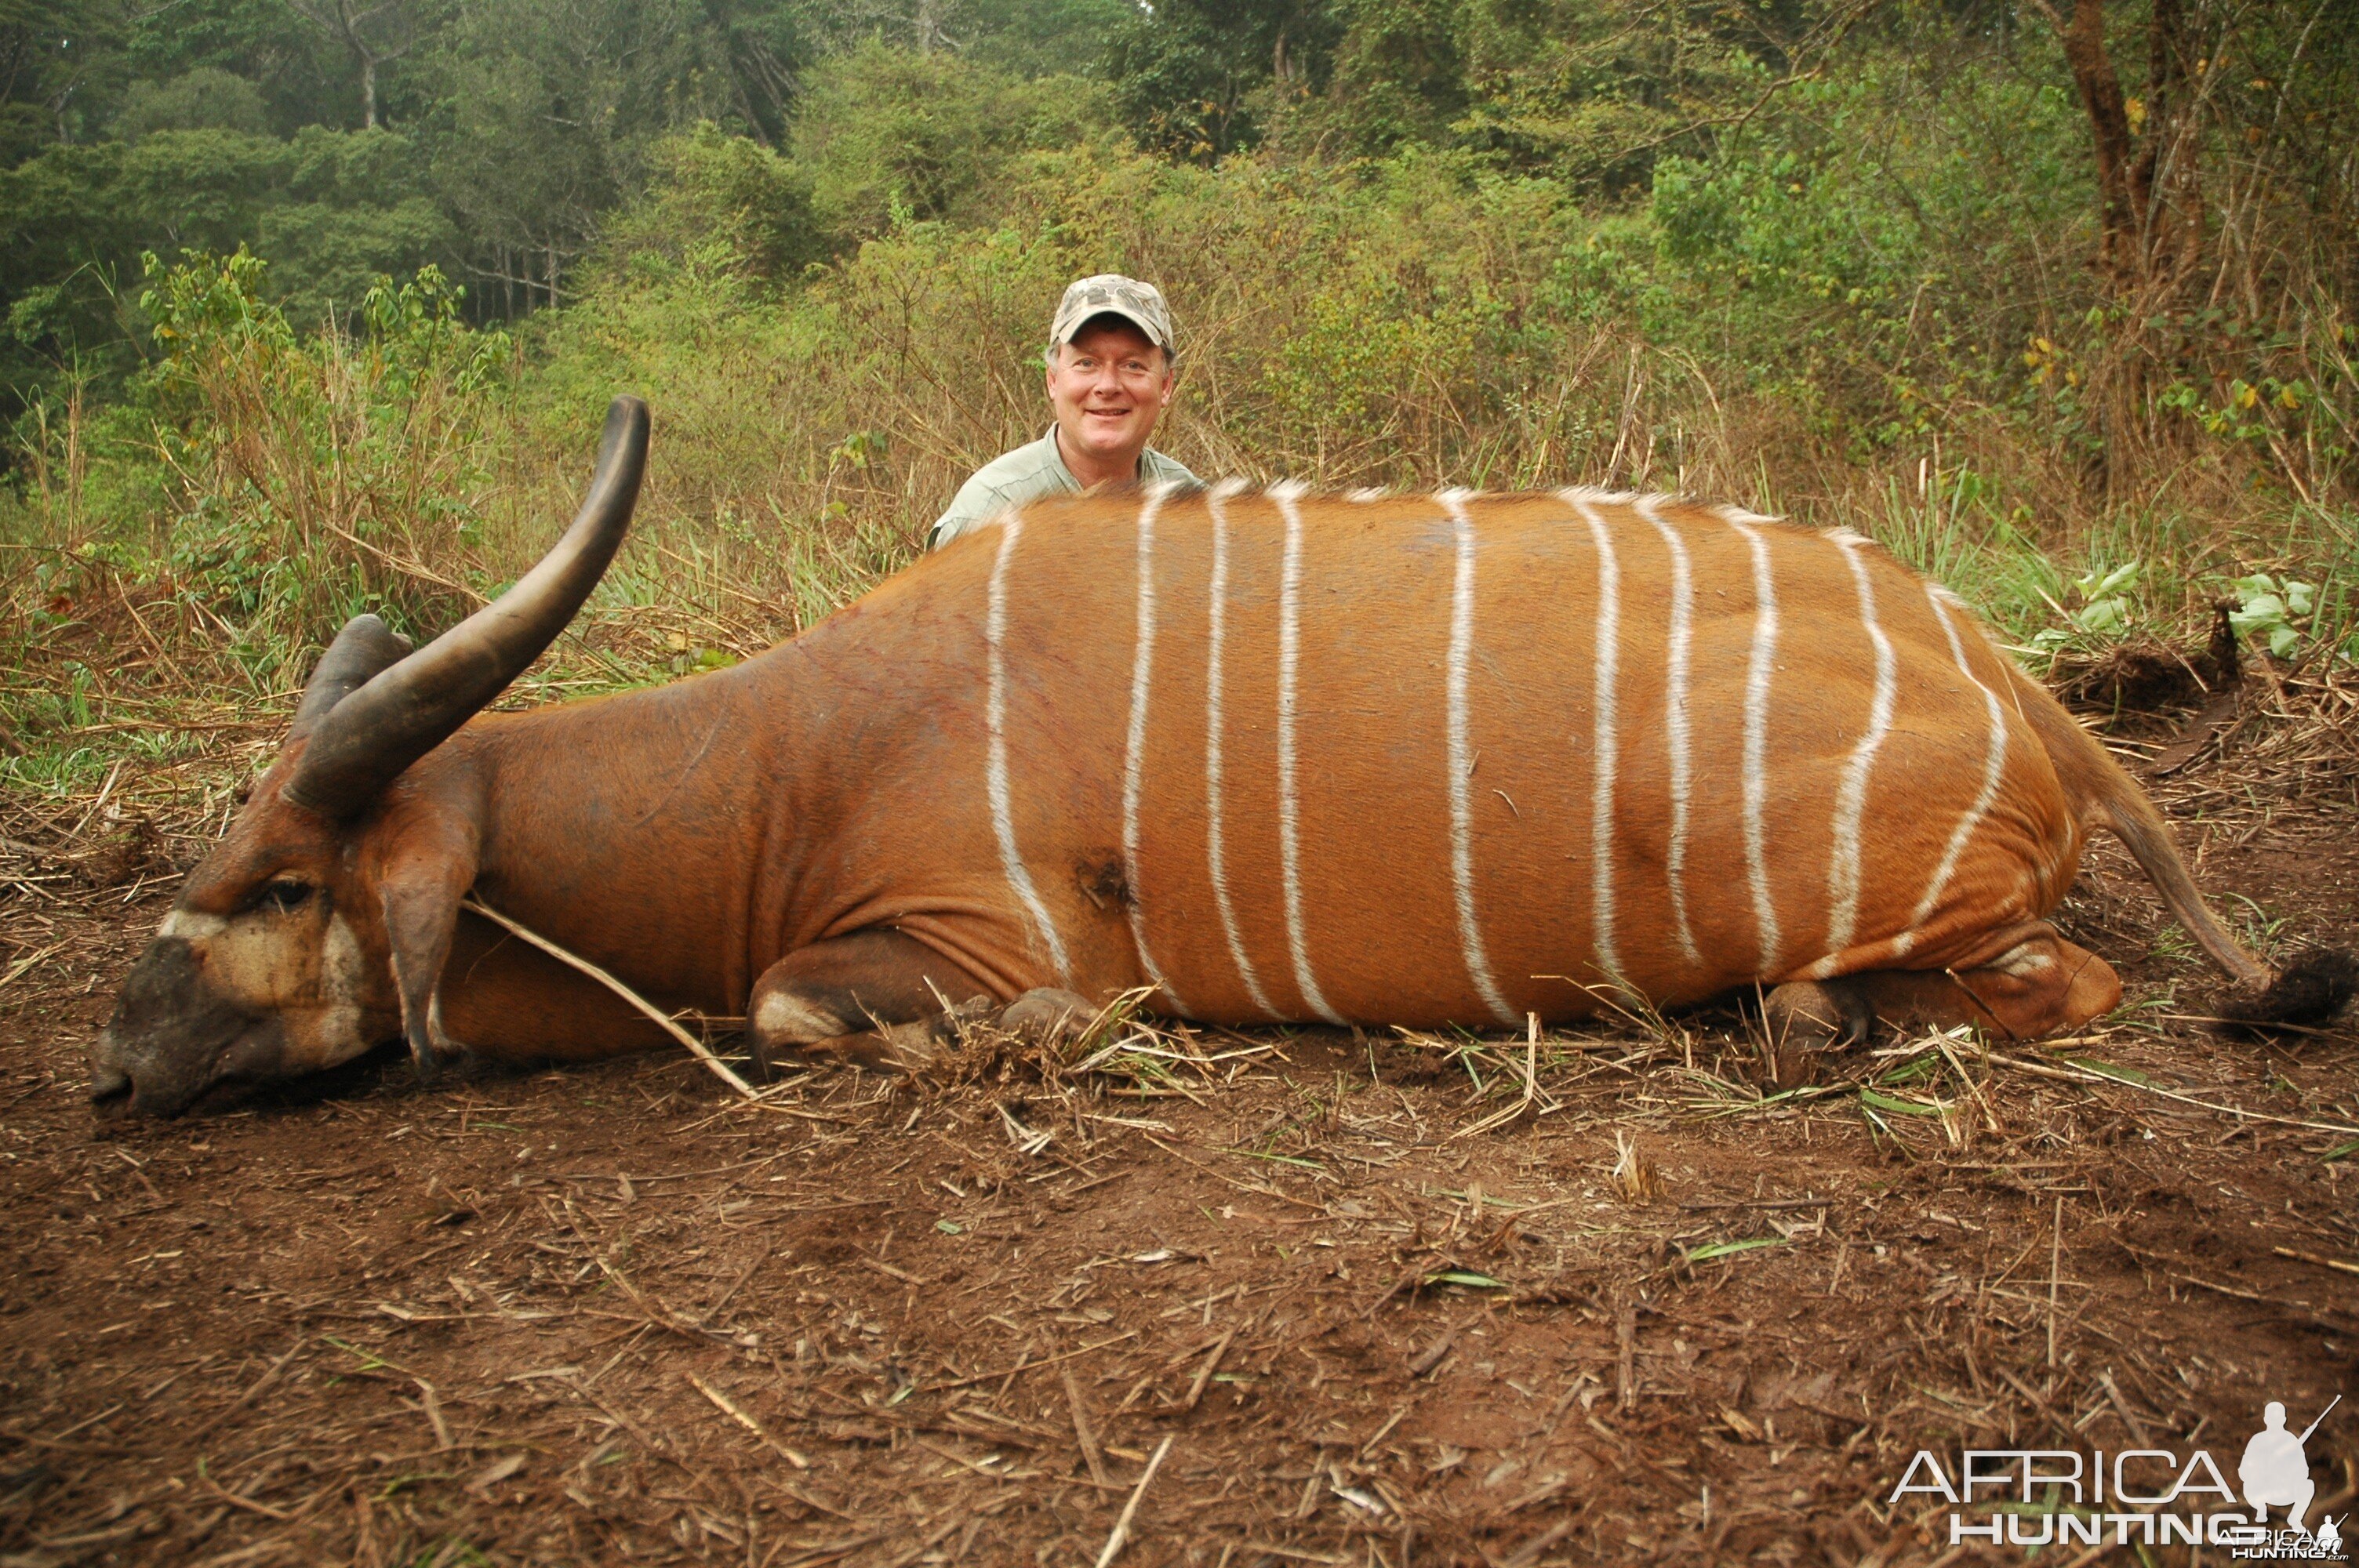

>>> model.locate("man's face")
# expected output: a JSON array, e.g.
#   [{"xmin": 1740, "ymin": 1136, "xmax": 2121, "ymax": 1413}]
[{"xmin": 1045, "ymin": 318, "xmax": 1175, "ymax": 470}]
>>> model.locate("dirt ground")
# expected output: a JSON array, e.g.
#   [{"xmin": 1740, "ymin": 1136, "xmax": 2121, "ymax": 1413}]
[{"xmin": 2, "ymin": 666, "xmax": 2356, "ymax": 1568}]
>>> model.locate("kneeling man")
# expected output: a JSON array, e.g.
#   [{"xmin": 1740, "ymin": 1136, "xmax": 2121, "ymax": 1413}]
[{"xmin": 927, "ymin": 274, "xmax": 1199, "ymax": 550}]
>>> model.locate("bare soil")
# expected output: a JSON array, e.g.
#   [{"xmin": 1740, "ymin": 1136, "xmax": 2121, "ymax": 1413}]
[{"xmin": 2, "ymin": 677, "xmax": 2356, "ymax": 1568}]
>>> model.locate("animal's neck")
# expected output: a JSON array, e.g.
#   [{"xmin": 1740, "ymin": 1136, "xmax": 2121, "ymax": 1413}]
[{"xmin": 460, "ymin": 654, "xmax": 817, "ymax": 1013}]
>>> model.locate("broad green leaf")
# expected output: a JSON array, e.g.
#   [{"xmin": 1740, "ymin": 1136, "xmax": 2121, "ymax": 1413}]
[{"xmin": 2082, "ymin": 561, "xmax": 2140, "ymax": 597}]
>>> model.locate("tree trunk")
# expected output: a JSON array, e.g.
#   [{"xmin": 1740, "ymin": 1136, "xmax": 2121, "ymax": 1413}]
[
  {"xmin": 2050, "ymin": 0, "xmax": 2150, "ymax": 286},
  {"xmin": 2143, "ymin": 0, "xmax": 2204, "ymax": 285},
  {"xmin": 360, "ymin": 49, "xmax": 378, "ymax": 129}
]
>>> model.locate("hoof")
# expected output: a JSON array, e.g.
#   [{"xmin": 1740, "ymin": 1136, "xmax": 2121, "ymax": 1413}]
[
  {"xmin": 996, "ymin": 988, "xmax": 1097, "ymax": 1047},
  {"xmin": 1761, "ymin": 981, "xmax": 1872, "ymax": 1089},
  {"xmin": 408, "ymin": 1040, "xmax": 445, "ymax": 1085}
]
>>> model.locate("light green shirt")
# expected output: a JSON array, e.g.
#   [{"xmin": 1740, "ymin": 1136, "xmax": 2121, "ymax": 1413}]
[{"xmin": 928, "ymin": 429, "xmax": 1198, "ymax": 550}]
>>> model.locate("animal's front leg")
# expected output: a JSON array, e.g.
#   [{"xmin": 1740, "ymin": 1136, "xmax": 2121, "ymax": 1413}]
[{"xmin": 747, "ymin": 930, "xmax": 1099, "ymax": 1075}]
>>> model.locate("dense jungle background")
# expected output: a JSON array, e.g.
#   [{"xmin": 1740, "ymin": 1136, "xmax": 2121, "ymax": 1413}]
[{"xmin": 2, "ymin": 0, "xmax": 2355, "ymax": 758}]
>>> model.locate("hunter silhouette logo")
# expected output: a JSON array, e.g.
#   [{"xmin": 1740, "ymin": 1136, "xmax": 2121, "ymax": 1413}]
[
  {"xmin": 1891, "ymin": 1391, "xmax": 2346, "ymax": 1557},
  {"xmin": 2241, "ymin": 1397, "xmax": 2339, "ymax": 1537}
]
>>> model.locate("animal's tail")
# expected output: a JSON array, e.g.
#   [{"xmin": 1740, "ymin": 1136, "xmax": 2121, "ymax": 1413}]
[{"xmin": 2008, "ymin": 666, "xmax": 2357, "ymax": 1029}]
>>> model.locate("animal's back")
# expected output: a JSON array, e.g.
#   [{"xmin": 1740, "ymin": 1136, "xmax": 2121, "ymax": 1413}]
[{"xmin": 839, "ymin": 485, "xmax": 2081, "ymax": 1028}]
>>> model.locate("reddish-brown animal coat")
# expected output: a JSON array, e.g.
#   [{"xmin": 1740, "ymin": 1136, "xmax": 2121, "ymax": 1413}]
[
  {"xmin": 535, "ymin": 485, "xmax": 2089, "ymax": 1029},
  {"xmin": 844, "ymin": 490, "xmax": 2085, "ymax": 1023},
  {"xmin": 113, "ymin": 405, "xmax": 2347, "ymax": 1121}
]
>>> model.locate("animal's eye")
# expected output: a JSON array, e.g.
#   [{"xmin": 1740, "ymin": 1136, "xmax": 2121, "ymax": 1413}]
[{"xmin": 257, "ymin": 880, "xmax": 312, "ymax": 913}]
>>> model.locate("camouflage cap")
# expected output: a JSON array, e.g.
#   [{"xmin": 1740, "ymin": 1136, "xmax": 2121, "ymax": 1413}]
[{"xmin": 1049, "ymin": 274, "xmax": 1176, "ymax": 359}]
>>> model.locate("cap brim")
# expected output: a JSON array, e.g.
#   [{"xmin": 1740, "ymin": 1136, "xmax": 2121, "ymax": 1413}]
[{"xmin": 1053, "ymin": 307, "xmax": 1172, "ymax": 354}]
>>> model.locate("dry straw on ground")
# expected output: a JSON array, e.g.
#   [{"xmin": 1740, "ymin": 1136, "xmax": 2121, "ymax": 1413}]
[{"xmin": 0, "ymin": 604, "xmax": 2355, "ymax": 1566}]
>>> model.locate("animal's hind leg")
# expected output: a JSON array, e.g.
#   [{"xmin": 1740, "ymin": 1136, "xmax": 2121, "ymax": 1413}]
[
  {"xmin": 1765, "ymin": 923, "xmax": 2123, "ymax": 1076},
  {"xmin": 747, "ymin": 929, "xmax": 991, "ymax": 1076}
]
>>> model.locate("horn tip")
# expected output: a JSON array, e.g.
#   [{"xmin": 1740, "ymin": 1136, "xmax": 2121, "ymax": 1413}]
[{"xmin": 595, "ymin": 395, "xmax": 651, "ymax": 484}]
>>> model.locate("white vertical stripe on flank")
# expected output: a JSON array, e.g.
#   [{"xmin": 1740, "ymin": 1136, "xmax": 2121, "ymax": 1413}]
[
  {"xmin": 1819, "ymin": 530, "xmax": 1899, "ymax": 961},
  {"xmin": 985, "ymin": 514, "xmax": 1069, "ymax": 982},
  {"xmin": 1636, "ymin": 499, "xmax": 1703, "ymax": 965},
  {"xmin": 1204, "ymin": 483, "xmax": 1277, "ymax": 1018},
  {"xmin": 1273, "ymin": 482, "xmax": 1347, "ymax": 1026},
  {"xmin": 1442, "ymin": 492, "xmax": 1518, "ymax": 1026},
  {"xmin": 1730, "ymin": 518, "xmax": 1784, "ymax": 974},
  {"xmin": 1122, "ymin": 485, "xmax": 1183, "ymax": 1012},
  {"xmin": 1568, "ymin": 494, "xmax": 1624, "ymax": 984},
  {"xmin": 1903, "ymin": 585, "xmax": 2012, "ymax": 946}
]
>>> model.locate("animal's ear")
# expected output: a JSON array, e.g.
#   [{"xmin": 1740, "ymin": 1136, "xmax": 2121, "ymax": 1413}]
[
  {"xmin": 376, "ymin": 814, "xmax": 481, "ymax": 1082},
  {"xmin": 293, "ymin": 615, "xmax": 414, "ymax": 736}
]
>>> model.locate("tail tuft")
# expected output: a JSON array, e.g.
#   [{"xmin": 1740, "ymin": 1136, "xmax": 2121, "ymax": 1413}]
[{"xmin": 2214, "ymin": 949, "xmax": 2359, "ymax": 1034}]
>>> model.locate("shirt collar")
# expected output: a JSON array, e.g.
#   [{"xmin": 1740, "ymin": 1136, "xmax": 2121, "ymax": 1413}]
[{"xmin": 1046, "ymin": 426, "xmax": 1144, "ymax": 488}]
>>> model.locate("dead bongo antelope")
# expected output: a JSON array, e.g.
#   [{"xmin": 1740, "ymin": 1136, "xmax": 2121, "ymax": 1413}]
[{"xmin": 92, "ymin": 399, "xmax": 2352, "ymax": 1116}]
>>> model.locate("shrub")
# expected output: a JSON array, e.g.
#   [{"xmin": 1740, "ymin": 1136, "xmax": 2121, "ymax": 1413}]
[{"xmin": 138, "ymin": 249, "xmax": 511, "ymax": 655}]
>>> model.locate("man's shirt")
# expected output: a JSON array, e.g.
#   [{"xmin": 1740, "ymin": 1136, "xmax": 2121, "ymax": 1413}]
[{"xmin": 928, "ymin": 429, "xmax": 1198, "ymax": 550}]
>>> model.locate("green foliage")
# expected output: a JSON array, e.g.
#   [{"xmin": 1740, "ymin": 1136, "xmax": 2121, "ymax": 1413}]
[
  {"xmin": 791, "ymin": 42, "xmax": 1110, "ymax": 238},
  {"xmin": 1107, "ymin": 0, "xmax": 1342, "ymax": 159},
  {"xmin": 111, "ymin": 67, "xmax": 272, "ymax": 138},
  {"xmin": 0, "ymin": 125, "xmax": 455, "ymax": 405},
  {"xmin": 2226, "ymin": 572, "xmax": 2317, "ymax": 660},
  {"xmin": 600, "ymin": 125, "xmax": 826, "ymax": 285},
  {"xmin": 133, "ymin": 249, "xmax": 511, "ymax": 651},
  {"xmin": 2028, "ymin": 561, "xmax": 2143, "ymax": 655},
  {"xmin": 422, "ymin": 0, "xmax": 757, "ymax": 303}
]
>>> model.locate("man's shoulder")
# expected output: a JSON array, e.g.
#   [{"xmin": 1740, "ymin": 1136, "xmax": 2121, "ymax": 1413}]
[
  {"xmin": 965, "ymin": 434, "xmax": 1067, "ymax": 494},
  {"xmin": 931, "ymin": 435, "xmax": 1073, "ymax": 550},
  {"xmin": 1142, "ymin": 448, "xmax": 1201, "ymax": 487}
]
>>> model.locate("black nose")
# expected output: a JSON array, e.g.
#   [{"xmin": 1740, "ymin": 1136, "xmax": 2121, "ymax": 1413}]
[{"xmin": 89, "ymin": 1065, "xmax": 133, "ymax": 1118}]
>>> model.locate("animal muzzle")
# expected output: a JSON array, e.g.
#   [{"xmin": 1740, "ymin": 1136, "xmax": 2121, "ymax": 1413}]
[{"xmin": 90, "ymin": 937, "xmax": 286, "ymax": 1119}]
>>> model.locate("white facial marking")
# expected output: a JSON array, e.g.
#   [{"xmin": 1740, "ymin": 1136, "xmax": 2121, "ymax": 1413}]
[
  {"xmin": 158, "ymin": 910, "xmax": 225, "ymax": 941},
  {"xmin": 311, "ymin": 913, "xmax": 375, "ymax": 1065},
  {"xmin": 1121, "ymin": 486, "xmax": 1185, "ymax": 1012},
  {"xmin": 1822, "ymin": 532, "xmax": 1898, "ymax": 958},
  {"xmin": 1730, "ymin": 517, "xmax": 1785, "ymax": 974},
  {"xmin": 1637, "ymin": 498, "xmax": 1702, "ymax": 966},
  {"xmin": 985, "ymin": 513, "xmax": 1070, "ymax": 983},
  {"xmin": 1204, "ymin": 488, "xmax": 1277, "ymax": 1019},
  {"xmin": 1272, "ymin": 484, "xmax": 1344, "ymax": 1026},
  {"xmin": 1443, "ymin": 492, "xmax": 1518, "ymax": 1026},
  {"xmin": 1571, "ymin": 493, "xmax": 1624, "ymax": 987}
]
